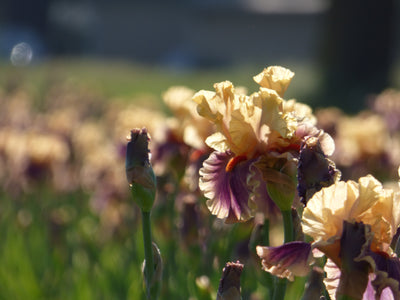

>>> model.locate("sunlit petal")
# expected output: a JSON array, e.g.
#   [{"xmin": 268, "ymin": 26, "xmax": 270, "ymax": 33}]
[
  {"xmin": 253, "ymin": 66, "xmax": 294, "ymax": 97},
  {"xmin": 256, "ymin": 241, "xmax": 313, "ymax": 281},
  {"xmin": 199, "ymin": 151, "xmax": 256, "ymax": 223}
]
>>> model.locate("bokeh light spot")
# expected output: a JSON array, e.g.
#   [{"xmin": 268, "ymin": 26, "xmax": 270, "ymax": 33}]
[{"xmin": 10, "ymin": 42, "xmax": 33, "ymax": 66}]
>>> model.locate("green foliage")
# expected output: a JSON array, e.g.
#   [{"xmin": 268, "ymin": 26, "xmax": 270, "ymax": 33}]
[{"xmin": 0, "ymin": 185, "xmax": 279, "ymax": 299}]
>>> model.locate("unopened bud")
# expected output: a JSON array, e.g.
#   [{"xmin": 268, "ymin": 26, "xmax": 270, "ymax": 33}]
[
  {"xmin": 126, "ymin": 128, "xmax": 156, "ymax": 212},
  {"xmin": 216, "ymin": 261, "xmax": 243, "ymax": 300}
]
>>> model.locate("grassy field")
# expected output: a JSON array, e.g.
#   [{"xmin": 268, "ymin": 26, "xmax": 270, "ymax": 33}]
[{"xmin": 0, "ymin": 59, "xmax": 321, "ymax": 106}]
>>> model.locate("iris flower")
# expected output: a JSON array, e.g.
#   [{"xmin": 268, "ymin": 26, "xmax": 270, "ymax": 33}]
[
  {"xmin": 193, "ymin": 66, "xmax": 334, "ymax": 222},
  {"xmin": 257, "ymin": 173, "xmax": 400, "ymax": 299}
]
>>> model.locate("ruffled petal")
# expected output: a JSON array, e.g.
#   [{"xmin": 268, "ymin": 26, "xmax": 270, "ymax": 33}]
[
  {"xmin": 253, "ymin": 66, "xmax": 294, "ymax": 97},
  {"xmin": 199, "ymin": 151, "xmax": 256, "ymax": 223},
  {"xmin": 302, "ymin": 181, "xmax": 359, "ymax": 242},
  {"xmin": 324, "ymin": 259, "xmax": 341, "ymax": 300},
  {"xmin": 205, "ymin": 132, "xmax": 230, "ymax": 153},
  {"xmin": 228, "ymin": 109, "xmax": 259, "ymax": 155},
  {"xmin": 350, "ymin": 175, "xmax": 385, "ymax": 219},
  {"xmin": 192, "ymin": 89, "xmax": 221, "ymax": 123},
  {"xmin": 256, "ymin": 241, "xmax": 313, "ymax": 281},
  {"xmin": 255, "ymin": 88, "xmax": 295, "ymax": 140},
  {"xmin": 351, "ymin": 176, "xmax": 396, "ymax": 250}
]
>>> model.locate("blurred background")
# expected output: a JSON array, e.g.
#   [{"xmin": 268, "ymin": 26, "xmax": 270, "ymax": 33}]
[
  {"xmin": 1, "ymin": 1, "xmax": 400, "ymax": 299},
  {"xmin": 1, "ymin": 0, "xmax": 399, "ymax": 111}
]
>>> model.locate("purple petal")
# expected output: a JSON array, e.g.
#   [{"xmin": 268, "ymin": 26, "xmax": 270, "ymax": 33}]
[
  {"xmin": 363, "ymin": 274, "xmax": 396, "ymax": 300},
  {"xmin": 357, "ymin": 249, "xmax": 400, "ymax": 299},
  {"xmin": 256, "ymin": 241, "xmax": 313, "ymax": 281},
  {"xmin": 199, "ymin": 151, "xmax": 255, "ymax": 223}
]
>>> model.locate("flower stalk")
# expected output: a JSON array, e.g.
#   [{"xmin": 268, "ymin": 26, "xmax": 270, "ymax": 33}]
[
  {"xmin": 126, "ymin": 128, "xmax": 161, "ymax": 299},
  {"xmin": 142, "ymin": 210, "xmax": 154, "ymax": 294},
  {"xmin": 281, "ymin": 209, "xmax": 294, "ymax": 244}
]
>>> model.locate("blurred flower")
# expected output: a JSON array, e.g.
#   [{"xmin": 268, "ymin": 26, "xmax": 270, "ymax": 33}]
[
  {"xmin": 113, "ymin": 104, "xmax": 166, "ymax": 148},
  {"xmin": 316, "ymin": 106, "xmax": 400, "ymax": 181},
  {"xmin": 370, "ymin": 89, "xmax": 400, "ymax": 133},
  {"xmin": 163, "ymin": 86, "xmax": 213, "ymax": 150},
  {"xmin": 145, "ymin": 86, "xmax": 215, "ymax": 180},
  {"xmin": 315, "ymin": 107, "xmax": 343, "ymax": 137},
  {"xmin": 0, "ymin": 127, "xmax": 71, "ymax": 192},
  {"xmin": 333, "ymin": 113, "xmax": 389, "ymax": 167}
]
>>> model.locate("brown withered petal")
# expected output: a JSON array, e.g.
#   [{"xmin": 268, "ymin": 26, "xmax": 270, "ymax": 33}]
[{"xmin": 297, "ymin": 136, "xmax": 341, "ymax": 206}]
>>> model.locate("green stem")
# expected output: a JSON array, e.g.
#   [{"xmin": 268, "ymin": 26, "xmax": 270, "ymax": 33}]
[
  {"xmin": 262, "ymin": 218, "xmax": 270, "ymax": 246},
  {"xmin": 142, "ymin": 210, "xmax": 154, "ymax": 296},
  {"xmin": 281, "ymin": 209, "xmax": 293, "ymax": 243},
  {"xmin": 272, "ymin": 209, "xmax": 294, "ymax": 300},
  {"xmin": 273, "ymin": 278, "xmax": 288, "ymax": 300}
]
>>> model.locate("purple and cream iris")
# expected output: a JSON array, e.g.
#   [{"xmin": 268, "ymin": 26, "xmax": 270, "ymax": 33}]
[{"xmin": 193, "ymin": 66, "xmax": 334, "ymax": 222}]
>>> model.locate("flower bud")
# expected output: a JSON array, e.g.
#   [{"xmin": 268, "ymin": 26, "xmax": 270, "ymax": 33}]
[
  {"xmin": 216, "ymin": 261, "xmax": 243, "ymax": 300},
  {"xmin": 126, "ymin": 128, "xmax": 156, "ymax": 212}
]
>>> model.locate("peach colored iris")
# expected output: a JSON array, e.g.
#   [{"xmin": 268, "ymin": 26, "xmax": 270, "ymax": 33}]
[
  {"xmin": 194, "ymin": 66, "xmax": 322, "ymax": 221},
  {"xmin": 302, "ymin": 175, "xmax": 400, "ymax": 263}
]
